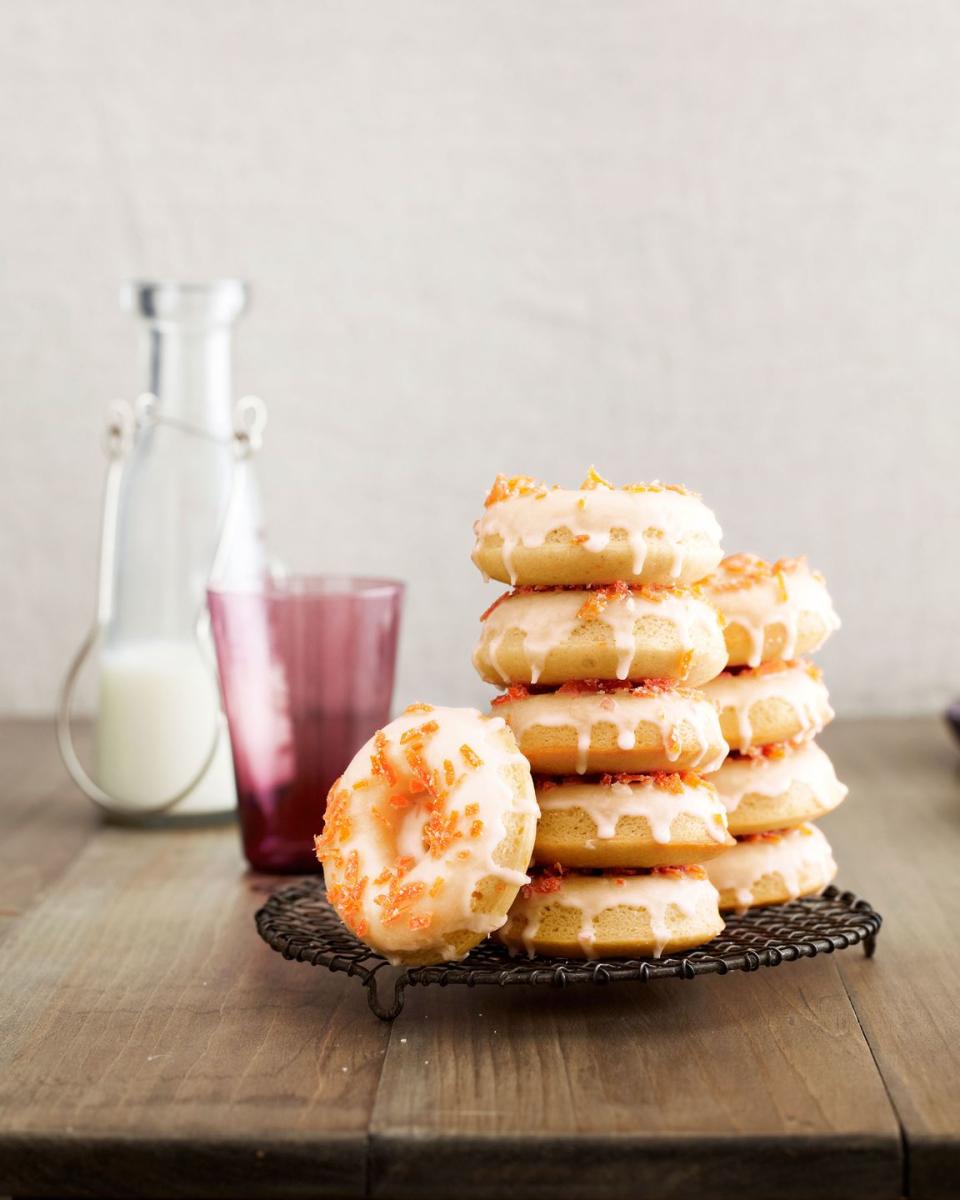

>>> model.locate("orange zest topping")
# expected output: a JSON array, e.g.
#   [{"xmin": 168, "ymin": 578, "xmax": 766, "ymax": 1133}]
[
  {"xmin": 580, "ymin": 466, "xmax": 613, "ymax": 490},
  {"xmin": 709, "ymin": 553, "xmax": 811, "ymax": 595},
  {"xmin": 470, "ymin": 820, "xmax": 484, "ymax": 838},
  {"xmin": 652, "ymin": 864, "xmax": 708, "ymax": 879},
  {"xmin": 483, "ymin": 474, "xmax": 547, "ymax": 507},
  {"xmin": 464, "ymin": 802, "xmax": 479, "ymax": 817},
  {"xmin": 404, "ymin": 702, "xmax": 434, "ymax": 714},
  {"xmin": 460, "ymin": 744, "xmax": 482, "ymax": 769},
  {"xmin": 326, "ymin": 849, "xmax": 369, "ymax": 936},
  {"xmin": 408, "ymin": 913, "xmax": 432, "ymax": 931},
  {"xmin": 443, "ymin": 759, "xmax": 457, "ymax": 787},
  {"xmin": 676, "ymin": 648, "xmax": 694, "ymax": 679},
  {"xmin": 422, "ymin": 810, "xmax": 463, "ymax": 857},
  {"xmin": 375, "ymin": 875, "xmax": 427, "ymax": 925},
  {"xmin": 370, "ymin": 731, "xmax": 397, "ymax": 786},
  {"xmin": 429, "ymin": 876, "xmax": 445, "ymax": 898},
  {"xmin": 313, "ymin": 786, "xmax": 352, "ymax": 865},
  {"xmin": 576, "ymin": 580, "xmax": 631, "ymax": 621}
]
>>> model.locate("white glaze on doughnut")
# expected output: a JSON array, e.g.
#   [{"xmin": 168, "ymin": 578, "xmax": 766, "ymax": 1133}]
[
  {"xmin": 537, "ymin": 776, "xmax": 729, "ymax": 843},
  {"xmin": 318, "ymin": 706, "xmax": 539, "ymax": 964},
  {"xmin": 705, "ymin": 554, "xmax": 840, "ymax": 667},
  {"xmin": 710, "ymin": 740, "xmax": 848, "ymax": 815},
  {"xmin": 510, "ymin": 872, "xmax": 721, "ymax": 959},
  {"xmin": 496, "ymin": 688, "xmax": 728, "ymax": 774},
  {"xmin": 475, "ymin": 483, "xmax": 723, "ymax": 584},
  {"xmin": 705, "ymin": 824, "xmax": 837, "ymax": 913},
  {"xmin": 477, "ymin": 587, "xmax": 717, "ymax": 684},
  {"xmin": 703, "ymin": 662, "xmax": 834, "ymax": 753}
]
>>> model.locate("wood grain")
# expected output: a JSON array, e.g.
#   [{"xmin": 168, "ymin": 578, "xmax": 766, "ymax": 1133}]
[
  {"xmin": 0, "ymin": 822, "xmax": 388, "ymax": 1198},
  {"xmin": 1, "ymin": 717, "xmax": 958, "ymax": 1198},
  {"xmin": 0, "ymin": 720, "xmax": 98, "ymax": 935},
  {"xmin": 370, "ymin": 954, "xmax": 899, "ymax": 1199},
  {"xmin": 822, "ymin": 717, "xmax": 960, "ymax": 1200}
]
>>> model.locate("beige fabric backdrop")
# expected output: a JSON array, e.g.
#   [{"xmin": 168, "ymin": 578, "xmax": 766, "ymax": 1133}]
[{"xmin": 1, "ymin": 0, "xmax": 959, "ymax": 715}]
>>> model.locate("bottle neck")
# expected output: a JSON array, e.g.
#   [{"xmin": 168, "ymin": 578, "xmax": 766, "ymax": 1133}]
[{"xmin": 142, "ymin": 322, "xmax": 235, "ymax": 439}]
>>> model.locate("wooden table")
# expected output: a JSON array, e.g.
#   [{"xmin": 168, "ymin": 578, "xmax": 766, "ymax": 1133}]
[{"xmin": 0, "ymin": 716, "xmax": 957, "ymax": 1200}]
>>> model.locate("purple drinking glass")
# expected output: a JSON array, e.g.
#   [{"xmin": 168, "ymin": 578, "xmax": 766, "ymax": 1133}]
[{"xmin": 208, "ymin": 576, "xmax": 404, "ymax": 872}]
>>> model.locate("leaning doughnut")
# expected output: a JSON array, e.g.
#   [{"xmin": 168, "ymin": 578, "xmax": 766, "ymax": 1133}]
[
  {"xmin": 704, "ymin": 553, "xmax": 840, "ymax": 668},
  {"xmin": 492, "ymin": 681, "xmax": 729, "ymax": 776},
  {"xmin": 533, "ymin": 772, "xmax": 734, "ymax": 868},
  {"xmin": 709, "ymin": 740, "xmax": 847, "ymax": 836},
  {"xmin": 702, "ymin": 660, "xmax": 833, "ymax": 754},
  {"xmin": 497, "ymin": 865, "xmax": 724, "ymax": 959},
  {"xmin": 705, "ymin": 824, "xmax": 837, "ymax": 913},
  {"xmin": 472, "ymin": 470, "xmax": 723, "ymax": 587},
  {"xmin": 473, "ymin": 583, "xmax": 727, "ymax": 687},
  {"xmin": 314, "ymin": 704, "xmax": 538, "ymax": 966}
]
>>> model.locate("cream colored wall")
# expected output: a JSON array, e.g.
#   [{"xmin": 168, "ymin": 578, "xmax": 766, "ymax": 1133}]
[{"xmin": 1, "ymin": 1, "xmax": 959, "ymax": 716}]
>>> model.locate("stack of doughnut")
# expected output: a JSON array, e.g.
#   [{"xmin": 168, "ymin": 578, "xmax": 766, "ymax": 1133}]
[
  {"xmin": 470, "ymin": 469, "xmax": 734, "ymax": 959},
  {"xmin": 700, "ymin": 554, "xmax": 845, "ymax": 912}
]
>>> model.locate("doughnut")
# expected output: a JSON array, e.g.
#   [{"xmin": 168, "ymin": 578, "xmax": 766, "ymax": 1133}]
[
  {"xmin": 472, "ymin": 470, "xmax": 723, "ymax": 587},
  {"xmin": 492, "ymin": 681, "xmax": 729, "ymax": 776},
  {"xmin": 314, "ymin": 704, "xmax": 538, "ymax": 966},
  {"xmin": 533, "ymin": 771, "xmax": 734, "ymax": 868},
  {"xmin": 473, "ymin": 583, "xmax": 727, "ymax": 687},
  {"xmin": 710, "ymin": 740, "xmax": 848, "ymax": 836},
  {"xmin": 705, "ymin": 824, "xmax": 837, "ymax": 913},
  {"xmin": 704, "ymin": 553, "xmax": 840, "ymax": 668},
  {"xmin": 497, "ymin": 865, "xmax": 725, "ymax": 959},
  {"xmin": 702, "ymin": 660, "xmax": 833, "ymax": 754}
]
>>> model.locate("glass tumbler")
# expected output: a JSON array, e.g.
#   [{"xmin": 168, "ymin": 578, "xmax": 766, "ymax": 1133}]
[{"xmin": 208, "ymin": 577, "xmax": 404, "ymax": 872}]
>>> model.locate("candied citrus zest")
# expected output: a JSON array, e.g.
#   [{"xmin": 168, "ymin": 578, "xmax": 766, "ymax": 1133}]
[
  {"xmin": 429, "ymin": 876, "xmax": 445, "ymax": 898},
  {"xmin": 576, "ymin": 580, "xmax": 631, "ymax": 621},
  {"xmin": 370, "ymin": 731, "xmax": 398, "ymax": 786},
  {"xmin": 422, "ymin": 810, "xmax": 463, "ymax": 857},
  {"xmin": 652, "ymin": 864, "xmax": 708, "ymax": 879},
  {"xmin": 352, "ymin": 778, "xmax": 371, "ymax": 790},
  {"xmin": 460, "ymin": 744, "xmax": 483, "ymax": 769},
  {"xmin": 326, "ymin": 849, "xmax": 369, "ymax": 934},
  {"xmin": 470, "ymin": 820, "xmax": 484, "ymax": 838},
  {"xmin": 389, "ymin": 792, "xmax": 411, "ymax": 809},
  {"xmin": 580, "ymin": 466, "xmax": 614, "ymax": 490},
  {"xmin": 571, "ymin": 533, "xmax": 590, "ymax": 544},
  {"xmin": 404, "ymin": 702, "xmax": 435, "ymax": 714},
  {"xmin": 483, "ymin": 473, "xmax": 547, "ymax": 507},
  {"xmin": 408, "ymin": 913, "xmax": 432, "ymax": 930},
  {"xmin": 464, "ymin": 802, "xmax": 480, "ymax": 817},
  {"xmin": 457, "ymin": 850, "xmax": 471, "ymax": 860},
  {"xmin": 443, "ymin": 759, "xmax": 457, "ymax": 787},
  {"xmin": 677, "ymin": 648, "xmax": 694, "ymax": 679}
]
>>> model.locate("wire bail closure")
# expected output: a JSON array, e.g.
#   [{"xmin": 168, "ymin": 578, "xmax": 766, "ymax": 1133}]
[{"xmin": 56, "ymin": 394, "xmax": 266, "ymax": 820}]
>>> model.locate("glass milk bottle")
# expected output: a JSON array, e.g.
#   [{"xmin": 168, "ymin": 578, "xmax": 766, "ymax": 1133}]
[{"xmin": 62, "ymin": 280, "xmax": 267, "ymax": 820}]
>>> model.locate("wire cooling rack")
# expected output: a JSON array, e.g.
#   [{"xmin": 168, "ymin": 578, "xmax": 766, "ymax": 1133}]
[{"xmin": 255, "ymin": 877, "xmax": 881, "ymax": 1019}]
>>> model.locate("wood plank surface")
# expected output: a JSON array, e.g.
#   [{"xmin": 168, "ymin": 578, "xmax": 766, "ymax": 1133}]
[
  {"xmin": 821, "ymin": 717, "xmax": 960, "ymax": 1200},
  {"xmin": 1, "ymin": 717, "xmax": 958, "ymax": 1198},
  {"xmin": 0, "ymin": 821, "xmax": 388, "ymax": 1198},
  {"xmin": 0, "ymin": 720, "xmax": 98, "ymax": 935}
]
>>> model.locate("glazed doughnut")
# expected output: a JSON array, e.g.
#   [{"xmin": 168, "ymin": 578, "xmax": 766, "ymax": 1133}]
[
  {"xmin": 705, "ymin": 823, "xmax": 837, "ymax": 913},
  {"xmin": 497, "ymin": 865, "xmax": 724, "ymax": 959},
  {"xmin": 710, "ymin": 740, "xmax": 848, "ymax": 836},
  {"xmin": 705, "ymin": 553, "xmax": 840, "ymax": 668},
  {"xmin": 702, "ymin": 660, "xmax": 833, "ymax": 754},
  {"xmin": 314, "ymin": 704, "xmax": 538, "ymax": 966},
  {"xmin": 472, "ymin": 470, "xmax": 723, "ymax": 587},
  {"xmin": 473, "ymin": 583, "xmax": 727, "ymax": 687},
  {"xmin": 533, "ymin": 772, "xmax": 734, "ymax": 868},
  {"xmin": 492, "ymin": 681, "xmax": 729, "ymax": 776}
]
